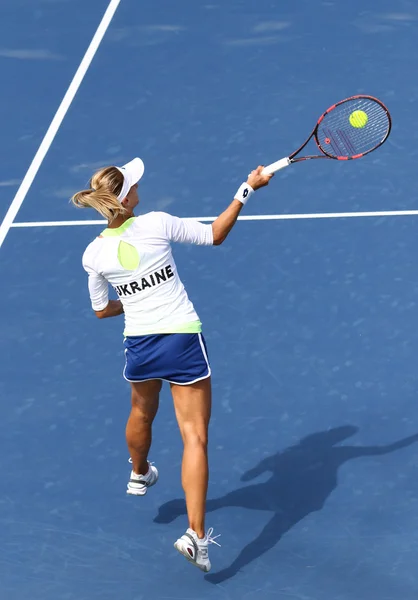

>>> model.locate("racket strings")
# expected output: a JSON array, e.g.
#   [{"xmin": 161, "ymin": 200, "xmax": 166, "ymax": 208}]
[{"xmin": 316, "ymin": 98, "xmax": 390, "ymax": 158}]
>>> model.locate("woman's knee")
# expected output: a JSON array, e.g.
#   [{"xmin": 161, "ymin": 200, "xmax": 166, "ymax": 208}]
[
  {"xmin": 129, "ymin": 403, "xmax": 155, "ymax": 425},
  {"xmin": 181, "ymin": 422, "xmax": 209, "ymax": 448}
]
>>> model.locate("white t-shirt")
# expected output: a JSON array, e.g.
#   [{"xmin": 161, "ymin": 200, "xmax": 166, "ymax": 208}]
[{"xmin": 82, "ymin": 212, "xmax": 214, "ymax": 335}]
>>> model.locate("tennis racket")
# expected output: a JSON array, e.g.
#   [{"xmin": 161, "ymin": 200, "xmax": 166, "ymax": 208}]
[{"xmin": 261, "ymin": 95, "xmax": 392, "ymax": 175}]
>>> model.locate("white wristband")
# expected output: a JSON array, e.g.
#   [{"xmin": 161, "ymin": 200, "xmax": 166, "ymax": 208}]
[{"xmin": 234, "ymin": 182, "xmax": 254, "ymax": 205}]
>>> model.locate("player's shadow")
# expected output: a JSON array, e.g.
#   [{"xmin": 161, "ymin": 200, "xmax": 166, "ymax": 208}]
[{"xmin": 154, "ymin": 425, "xmax": 418, "ymax": 583}]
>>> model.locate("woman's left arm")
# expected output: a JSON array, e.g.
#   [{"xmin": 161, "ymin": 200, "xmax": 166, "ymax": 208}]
[
  {"xmin": 83, "ymin": 258, "xmax": 123, "ymax": 319},
  {"xmin": 94, "ymin": 299, "xmax": 124, "ymax": 319}
]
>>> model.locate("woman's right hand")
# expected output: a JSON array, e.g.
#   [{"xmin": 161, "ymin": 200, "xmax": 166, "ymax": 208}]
[{"xmin": 247, "ymin": 166, "xmax": 274, "ymax": 190}]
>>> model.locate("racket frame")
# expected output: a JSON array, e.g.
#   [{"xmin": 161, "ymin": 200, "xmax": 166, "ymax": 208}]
[{"xmin": 262, "ymin": 95, "xmax": 392, "ymax": 175}]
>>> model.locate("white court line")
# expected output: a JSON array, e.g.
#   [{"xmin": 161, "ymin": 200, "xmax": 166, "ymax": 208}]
[
  {"xmin": 0, "ymin": 0, "xmax": 122, "ymax": 249},
  {"xmin": 9, "ymin": 209, "xmax": 418, "ymax": 228}
]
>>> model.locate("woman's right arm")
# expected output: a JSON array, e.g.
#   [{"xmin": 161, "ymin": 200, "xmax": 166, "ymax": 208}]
[
  {"xmin": 159, "ymin": 165, "xmax": 273, "ymax": 246},
  {"xmin": 211, "ymin": 166, "xmax": 272, "ymax": 245}
]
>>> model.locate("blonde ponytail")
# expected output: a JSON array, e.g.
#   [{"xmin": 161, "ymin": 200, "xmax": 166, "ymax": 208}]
[{"xmin": 71, "ymin": 166, "xmax": 127, "ymax": 222}]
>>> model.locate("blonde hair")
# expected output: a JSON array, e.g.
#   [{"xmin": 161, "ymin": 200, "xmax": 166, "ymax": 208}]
[{"xmin": 71, "ymin": 166, "xmax": 127, "ymax": 222}]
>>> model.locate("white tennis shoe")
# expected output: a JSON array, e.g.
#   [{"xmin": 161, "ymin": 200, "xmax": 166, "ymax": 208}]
[
  {"xmin": 174, "ymin": 527, "xmax": 221, "ymax": 572},
  {"xmin": 126, "ymin": 460, "xmax": 158, "ymax": 496}
]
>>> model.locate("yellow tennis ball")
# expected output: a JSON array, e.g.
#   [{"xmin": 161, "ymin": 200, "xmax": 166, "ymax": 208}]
[{"xmin": 349, "ymin": 110, "xmax": 368, "ymax": 128}]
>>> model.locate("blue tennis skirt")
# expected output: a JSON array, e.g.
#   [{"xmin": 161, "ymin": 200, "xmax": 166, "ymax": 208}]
[{"xmin": 123, "ymin": 333, "xmax": 211, "ymax": 385}]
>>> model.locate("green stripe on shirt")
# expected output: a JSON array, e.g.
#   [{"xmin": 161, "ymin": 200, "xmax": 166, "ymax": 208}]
[
  {"xmin": 101, "ymin": 218, "xmax": 136, "ymax": 237},
  {"xmin": 124, "ymin": 320, "xmax": 202, "ymax": 336}
]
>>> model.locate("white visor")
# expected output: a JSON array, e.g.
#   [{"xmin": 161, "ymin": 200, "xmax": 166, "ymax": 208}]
[{"xmin": 116, "ymin": 157, "xmax": 145, "ymax": 201}]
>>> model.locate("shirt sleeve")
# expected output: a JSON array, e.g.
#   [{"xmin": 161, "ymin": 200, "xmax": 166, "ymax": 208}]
[
  {"xmin": 156, "ymin": 212, "xmax": 214, "ymax": 245},
  {"xmin": 82, "ymin": 250, "xmax": 109, "ymax": 311}
]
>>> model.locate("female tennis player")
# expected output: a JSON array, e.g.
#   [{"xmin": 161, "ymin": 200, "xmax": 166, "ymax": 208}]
[{"xmin": 72, "ymin": 158, "xmax": 272, "ymax": 572}]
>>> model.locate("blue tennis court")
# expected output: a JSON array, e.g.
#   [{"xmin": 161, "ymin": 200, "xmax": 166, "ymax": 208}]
[{"xmin": 1, "ymin": 1, "xmax": 418, "ymax": 598}]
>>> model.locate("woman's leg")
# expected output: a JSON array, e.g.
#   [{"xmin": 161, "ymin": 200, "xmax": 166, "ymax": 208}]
[
  {"xmin": 126, "ymin": 379, "xmax": 162, "ymax": 475},
  {"xmin": 170, "ymin": 377, "xmax": 212, "ymax": 539}
]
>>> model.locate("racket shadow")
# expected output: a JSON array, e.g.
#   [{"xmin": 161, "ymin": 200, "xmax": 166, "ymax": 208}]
[{"xmin": 154, "ymin": 426, "xmax": 418, "ymax": 583}]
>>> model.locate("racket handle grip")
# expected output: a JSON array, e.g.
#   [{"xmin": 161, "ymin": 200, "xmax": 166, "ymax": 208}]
[{"xmin": 262, "ymin": 157, "xmax": 291, "ymax": 175}]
